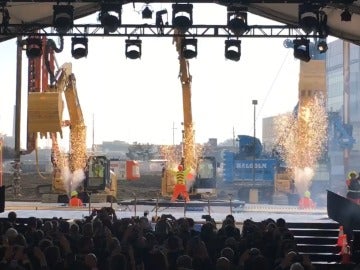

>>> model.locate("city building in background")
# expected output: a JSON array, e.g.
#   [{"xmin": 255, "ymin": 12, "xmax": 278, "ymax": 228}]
[{"xmin": 326, "ymin": 39, "xmax": 360, "ymax": 195}]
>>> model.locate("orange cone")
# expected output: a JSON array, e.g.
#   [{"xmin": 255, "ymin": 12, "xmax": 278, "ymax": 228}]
[
  {"xmin": 337, "ymin": 225, "xmax": 345, "ymax": 246},
  {"xmin": 341, "ymin": 240, "xmax": 351, "ymax": 264}
]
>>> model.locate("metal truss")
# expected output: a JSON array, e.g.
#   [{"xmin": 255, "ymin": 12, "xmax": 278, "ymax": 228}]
[{"xmin": 1, "ymin": 23, "xmax": 322, "ymax": 38}]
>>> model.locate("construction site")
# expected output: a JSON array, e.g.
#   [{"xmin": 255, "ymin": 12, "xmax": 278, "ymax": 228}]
[{"xmin": 0, "ymin": 1, "xmax": 360, "ymax": 268}]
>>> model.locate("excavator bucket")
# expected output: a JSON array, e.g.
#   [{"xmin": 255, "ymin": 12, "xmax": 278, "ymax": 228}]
[{"xmin": 28, "ymin": 92, "xmax": 63, "ymax": 136}]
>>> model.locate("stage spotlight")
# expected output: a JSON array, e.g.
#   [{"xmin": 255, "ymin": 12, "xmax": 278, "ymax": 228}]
[
  {"xmin": 298, "ymin": 4, "xmax": 319, "ymax": 34},
  {"xmin": 125, "ymin": 39, "xmax": 142, "ymax": 59},
  {"xmin": 71, "ymin": 37, "xmax": 88, "ymax": 59},
  {"xmin": 53, "ymin": 4, "xmax": 74, "ymax": 34},
  {"xmin": 227, "ymin": 6, "xmax": 250, "ymax": 36},
  {"xmin": 142, "ymin": 5, "xmax": 153, "ymax": 19},
  {"xmin": 317, "ymin": 40, "xmax": 328, "ymax": 53},
  {"xmin": 293, "ymin": 38, "xmax": 311, "ymax": 62},
  {"xmin": 181, "ymin": 38, "xmax": 197, "ymax": 59},
  {"xmin": 25, "ymin": 37, "xmax": 43, "ymax": 58},
  {"xmin": 341, "ymin": 8, "xmax": 352, "ymax": 21},
  {"xmin": 172, "ymin": 4, "xmax": 193, "ymax": 32},
  {"xmin": 99, "ymin": 3, "xmax": 122, "ymax": 33},
  {"xmin": 225, "ymin": 39, "xmax": 241, "ymax": 61}
]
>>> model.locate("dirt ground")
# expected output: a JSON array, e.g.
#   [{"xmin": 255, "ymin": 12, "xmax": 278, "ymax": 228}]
[{"xmin": 3, "ymin": 173, "xmax": 162, "ymax": 201}]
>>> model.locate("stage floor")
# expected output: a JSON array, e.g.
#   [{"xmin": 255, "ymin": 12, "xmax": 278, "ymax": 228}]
[{"xmin": 0, "ymin": 200, "xmax": 332, "ymax": 224}]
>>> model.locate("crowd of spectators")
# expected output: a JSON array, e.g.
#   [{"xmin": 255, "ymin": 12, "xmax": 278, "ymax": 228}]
[{"xmin": 0, "ymin": 207, "xmax": 335, "ymax": 270}]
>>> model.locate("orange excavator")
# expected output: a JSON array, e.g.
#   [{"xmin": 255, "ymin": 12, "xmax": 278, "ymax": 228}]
[
  {"xmin": 26, "ymin": 37, "xmax": 117, "ymax": 202},
  {"xmin": 161, "ymin": 32, "xmax": 217, "ymax": 199}
]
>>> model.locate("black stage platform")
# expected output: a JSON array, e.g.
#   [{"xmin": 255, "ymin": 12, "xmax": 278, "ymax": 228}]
[{"xmin": 118, "ymin": 198, "xmax": 246, "ymax": 212}]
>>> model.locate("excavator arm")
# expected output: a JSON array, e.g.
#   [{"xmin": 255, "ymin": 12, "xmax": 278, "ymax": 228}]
[{"xmin": 174, "ymin": 35, "xmax": 196, "ymax": 170}]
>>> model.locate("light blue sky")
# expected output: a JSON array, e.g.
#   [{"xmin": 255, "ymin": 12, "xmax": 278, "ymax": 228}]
[{"xmin": 0, "ymin": 3, "xmax": 301, "ymax": 149}]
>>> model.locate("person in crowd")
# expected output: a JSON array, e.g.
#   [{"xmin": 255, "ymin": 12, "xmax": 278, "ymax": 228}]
[
  {"xmin": 346, "ymin": 171, "xmax": 360, "ymax": 203},
  {"xmin": 0, "ymin": 209, "xmax": 322, "ymax": 270}
]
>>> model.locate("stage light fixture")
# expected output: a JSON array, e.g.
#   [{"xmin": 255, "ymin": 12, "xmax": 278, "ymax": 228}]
[
  {"xmin": 172, "ymin": 4, "xmax": 193, "ymax": 32},
  {"xmin": 71, "ymin": 37, "xmax": 88, "ymax": 59},
  {"xmin": 341, "ymin": 8, "xmax": 352, "ymax": 21},
  {"xmin": 142, "ymin": 5, "xmax": 153, "ymax": 19},
  {"xmin": 53, "ymin": 4, "xmax": 74, "ymax": 34},
  {"xmin": 25, "ymin": 37, "xmax": 43, "ymax": 58},
  {"xmin": 227, "ymin": 6, "xmax": 250, "ymax": 36},
  {"xmin": 125, "ymin": 39, "xmax": 142, "ymax": 59},
  {"xmin": 225, "ymin": 39, "xmax": 241, "ymax": 61},
  {"xmin": 293, "ymin": 38, "xmax": 311, "ymax": 62},
  {"xmin": 298, "ymin": 4, "xmax": 319, "ymax": 34},
  {"xmin": 317, "ymin": 40, "xmax": 328, "ymax": 53},
  {"xmin": 181, "ymin": 38, "xmax": 197, "ymax": 59},
  {"xmin": 99, "ymin": 3, "xmax": 122, "ymax": 34}
]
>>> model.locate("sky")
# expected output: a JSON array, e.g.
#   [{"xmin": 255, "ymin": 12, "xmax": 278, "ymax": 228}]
[{"xmin": 0, "ymin": 3, "xmax": 301, "ymax": 149}]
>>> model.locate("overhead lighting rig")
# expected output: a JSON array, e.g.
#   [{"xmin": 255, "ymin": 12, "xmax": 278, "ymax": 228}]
[
  {"xmin": 227, "ymin": 6, "xmax": 250, "ymax": 36},
  {"xmin": 24, "ymin": 37, "xmax": 43, "ymax": 58},
  {"xmin": 99, "ymin": 2, "xmax": 122, "ymax": 34},
  {"xmin": 181, "ymin": 38, "xmax": 197, "ymax": 59},
  {"xmin": 298, "ymin": 3, "xmax": 320, "ymax": 35},
  {"xmin": 225, "ymin": 39, "xmax": 241, "ymax": 61},
  {"xmin": 53, "ymin": 4, "xmax": 74, "ymax": 34},
  {"xmin": 125, "ymin": 38, "xmax": 142, "ymax": 59},
  {"xmin": 293, "ymin": 38, "xmax": 310, "ymax": 62},
  {"xmin": 141, "ymin": 5, "xmax": 153, "ymax": 19},
  {"xmin": 71, "ymin": 37, "xmax": 88, "ymax": 59},
  {"xmin": 317, "ymin": 39, "xmax": 328, "ymax": 53},
  {"xmin": 172, "ymin": 4, "xmax": 193, "ymax": 32}
]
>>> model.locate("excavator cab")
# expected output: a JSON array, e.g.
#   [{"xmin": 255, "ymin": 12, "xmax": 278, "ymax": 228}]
[
  {"xmin": 84, "ymin": 155, "xmax": 117, "ymax": 201},
  {"xmin": 85, "ymin": 156, "xmax": 108, "ymax": 191},
  {"xmin": 192, "ymin": 156, "xmax": 217, "ymax": 196}
]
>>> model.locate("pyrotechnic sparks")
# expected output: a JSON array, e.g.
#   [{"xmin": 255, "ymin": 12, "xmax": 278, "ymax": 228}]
[
  {"xmin": 275, "ymin": 94, "xmax": 328, "ymax": 196},
  {"xmin": 159, "ymin": 123, "xmax": 204, "ymax": 194}
]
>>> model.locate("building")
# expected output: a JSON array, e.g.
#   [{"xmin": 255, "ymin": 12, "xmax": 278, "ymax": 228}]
[{"xmin": 326, "ymin": 39, "xmax": 360, "ymax": 194}]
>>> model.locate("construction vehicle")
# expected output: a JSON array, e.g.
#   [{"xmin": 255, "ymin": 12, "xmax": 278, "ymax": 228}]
[
  {"xmin": 27, "ymin": 37, "xmax": 118, "ymax": 203},
  {"xmin": 161, "ymin": 32, "xmax": 217, "ymax": 199},
  {"xmin": 222, "ymin": 135, "xmax": 291, "ymax": 203}
]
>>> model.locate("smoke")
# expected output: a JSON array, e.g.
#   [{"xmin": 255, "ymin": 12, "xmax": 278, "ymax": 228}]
[
  {"xmin": 62, "ymin": 166, "xmax": 85, "ymax": 193},
  {"xmin": 294, "ymin": 167, "xmax": 314, "ymax": 197},
  {"xmin": 62, "ymin": 166, "xmax": 72, "ymax": 193},
  {"xmin": 72, "ymin": 169, "xmax": 86, "ymax": 191}
]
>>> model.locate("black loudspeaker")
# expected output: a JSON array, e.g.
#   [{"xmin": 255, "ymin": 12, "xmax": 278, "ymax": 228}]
[
  {"xmin": 0, "ymin": 186, "xmax": 5, "ymax": 213},
  {"xmin": 57, "ymin": 194, "xmax": 69, "ymax": 204}
]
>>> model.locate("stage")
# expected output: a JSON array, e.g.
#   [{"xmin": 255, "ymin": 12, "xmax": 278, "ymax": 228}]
[{"xmin": 0, "ymin": 200, "xmax": 332, "ymax": 224}]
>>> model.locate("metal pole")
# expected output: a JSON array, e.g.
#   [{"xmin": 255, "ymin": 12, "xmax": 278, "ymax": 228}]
[
  {"xmin": 229, "ymin": 193, "xmax": 233, "ymax": 215},
  {"xmin": 172, "ymin": 122, "xmax": 176, "ymax": 145},
  {"xmin": 343, "ymin": 41, "xmax": 350, "ymax": 180},
  {"xmin": 252, "ymin": 100, "xmax": 258, "ymax": 187},
  {"xmin": 13, "ymin": 36, "xmax": 23, "ymax": 197}
]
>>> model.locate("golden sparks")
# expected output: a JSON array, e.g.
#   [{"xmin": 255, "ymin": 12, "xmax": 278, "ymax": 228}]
[{"xmin": 275, "ymin": 94, "xmax": 328, "ymax": 196}]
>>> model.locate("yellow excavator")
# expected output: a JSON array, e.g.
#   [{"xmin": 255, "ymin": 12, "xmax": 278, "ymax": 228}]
[
  {"xmin": 161, "ymin": 32, "xmax": 217, "ymax": 199},
  {"xmin": 27, "ymin": 38, "xmax": 116, "ymax": 203}
]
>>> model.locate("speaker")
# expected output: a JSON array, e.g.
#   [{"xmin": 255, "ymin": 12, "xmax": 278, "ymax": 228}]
[{"xmin": 0, "ymin": 186, "xmax": 5, "ymax": 213}]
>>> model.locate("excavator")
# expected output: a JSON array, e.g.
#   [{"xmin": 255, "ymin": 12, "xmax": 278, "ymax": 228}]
[
  {"xmin": 26, "ymin": 37, "xmax": 117, "ymax": 203},
  {"xmin": 161, "ymin": 32, "xmax": 217, "ymax": 199}
]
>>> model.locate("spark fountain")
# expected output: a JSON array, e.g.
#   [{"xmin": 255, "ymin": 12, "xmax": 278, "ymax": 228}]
[{"xmin": 276, "ymin": 60, "xmax": 328, "ymax": 200}]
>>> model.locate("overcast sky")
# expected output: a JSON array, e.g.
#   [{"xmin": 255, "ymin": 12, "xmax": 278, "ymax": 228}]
[{"xmin": 0, "ymin": 3, "xmax": 301, "ymax": 149}]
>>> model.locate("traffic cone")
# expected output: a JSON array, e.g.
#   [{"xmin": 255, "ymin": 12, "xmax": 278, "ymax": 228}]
[
  {"xmin": 341, "ymin": 242, "xmax": 351, "ymax": 264},
  {"xmin": 337, "ymin": 225, "xmax": 345, "ymax": 246}
]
